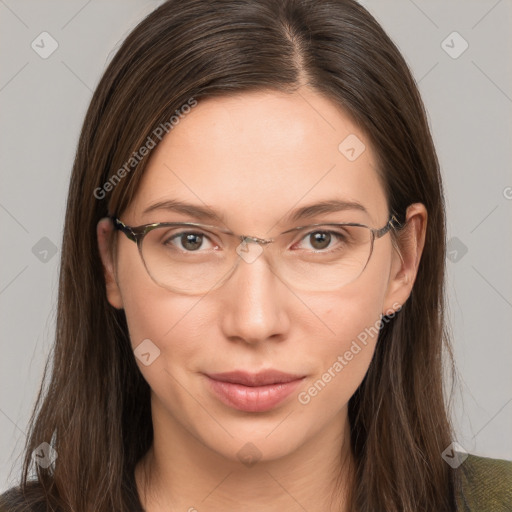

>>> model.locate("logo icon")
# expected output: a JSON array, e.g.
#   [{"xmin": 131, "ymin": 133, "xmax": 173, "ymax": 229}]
[
  {"xmin": 237, "ymin": 442, "xmax": 262, "ymax": 467},
  {"xmin": 338, "ymin": 134, "xmax": 366, "ymax": 162},
  {"xmin": 134, "ymin": 339, "xmax": 161, "ymax": 366},
  {"xmin": 32, "ymin": 442, "xmax": 58, "ymax": 469},
  {"xmin": 236, "ymin": 239, "xmax": 264, "ymax": 264},
  {"xmin": 31, "ymin": 32, "xmax": 59, "ymax": 59},
  {"xmin": 32, "ymin": 237, "xmax": 58, "ymax": 263},
  {"xmin": 447, "ymin": 237, "xmax": 468, "ymax": 263},
  {"xmin": 441, "ymin": 442, "xmax": 468, "ymax": 468},
  {"xmin": 441, "ymin": 32, "xmax": 469, "ymax": 59}
]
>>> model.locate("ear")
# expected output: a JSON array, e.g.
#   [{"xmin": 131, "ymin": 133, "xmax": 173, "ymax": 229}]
[
  {"xmin": 382, "ymin": 203, "xmax": 427, "ymax": 315},
  {"xmin": 97, "ymin": 217, "xmax": 124, "ymax": 309}
]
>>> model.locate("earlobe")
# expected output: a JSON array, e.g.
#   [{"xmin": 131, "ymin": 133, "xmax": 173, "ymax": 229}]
[
  {"xmin": 97, "ymin": 217, "xmax": 124, "ymax": 309},
  {"xmin": 382, "ymin": 203, "xmax": 427, "ymax": 314}
]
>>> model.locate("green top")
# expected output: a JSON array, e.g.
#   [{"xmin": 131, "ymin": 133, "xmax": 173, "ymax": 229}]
[
  {"xmin": 456, "ymin": 454, "xmax": 512, "ymax": 511},
  {"xmin": 1, "ymin": 454, "xmax": 510, "ymax": 511}
]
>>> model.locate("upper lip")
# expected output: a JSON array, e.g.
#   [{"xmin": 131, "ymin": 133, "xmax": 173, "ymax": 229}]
[{"xmin": 205, "ymin": 370, "xmax": 305, "ymax": 387}]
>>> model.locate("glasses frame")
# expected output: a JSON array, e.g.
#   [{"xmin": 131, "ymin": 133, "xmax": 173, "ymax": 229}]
[{"xmin": 110, "ymin": 213, "xmax": 403, "ymax": 293}]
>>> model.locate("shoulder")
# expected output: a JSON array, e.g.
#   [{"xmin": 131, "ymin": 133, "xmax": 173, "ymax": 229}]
[
  {"xmin": 456, "ymin": 453, "xmax": 512, "ymax": 511},
  {"xmin": 0, "ymin": 483, "xmax": 48, "ymax": 512}
]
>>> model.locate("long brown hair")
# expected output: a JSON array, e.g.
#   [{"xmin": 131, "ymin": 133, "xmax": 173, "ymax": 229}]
[{"xmin": 2, "ymin": 0, "xmax": 457, "ymax": 510}]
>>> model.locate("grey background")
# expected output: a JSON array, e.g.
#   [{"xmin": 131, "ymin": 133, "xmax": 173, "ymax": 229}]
[{"xmin": 1, "ymin": 0, "xmax": 511, "ymax": 492}]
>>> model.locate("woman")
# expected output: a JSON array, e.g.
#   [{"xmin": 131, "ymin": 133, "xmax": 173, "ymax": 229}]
[{"xmin": 1, "ymin": 0, "xmax": 511, "ymax": 510}]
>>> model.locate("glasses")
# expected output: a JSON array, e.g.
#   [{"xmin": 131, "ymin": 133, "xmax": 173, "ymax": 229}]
[{"xmin": 111, "ymin": 214, "xmax": 402, "ymax": 295}]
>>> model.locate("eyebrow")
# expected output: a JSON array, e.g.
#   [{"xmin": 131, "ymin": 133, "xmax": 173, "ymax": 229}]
[{"xmin": 141, "ymin": 198, "xmax": 368, "ymax": 224}]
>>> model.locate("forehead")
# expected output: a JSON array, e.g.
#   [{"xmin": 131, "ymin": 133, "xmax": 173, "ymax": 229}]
[{"xmin": 127, "ymin": 87, "xmax": 388, "ymax": 230}]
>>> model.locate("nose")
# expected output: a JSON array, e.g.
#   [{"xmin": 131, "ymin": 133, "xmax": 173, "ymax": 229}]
[{"xmin": 217, "ymin": 243, "xmax": 291, "ymax": 345}]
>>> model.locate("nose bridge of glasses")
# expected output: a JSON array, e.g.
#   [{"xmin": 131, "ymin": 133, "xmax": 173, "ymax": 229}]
[
  {"xmin": 232, "ymin": 232, "xmax": 278, "ymax": 267},
  {"xmin": 239, "ymin": 234, "xmax": 274, "ymax": 245}
]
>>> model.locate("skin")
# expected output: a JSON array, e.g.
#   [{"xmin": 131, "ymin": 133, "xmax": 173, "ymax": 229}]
[{"xmin": 97, "ymin": 86, "xmax": 427, "ymax": 512}]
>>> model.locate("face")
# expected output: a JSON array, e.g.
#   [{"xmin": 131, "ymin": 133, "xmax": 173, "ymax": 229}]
[{"xmin": 98, "ymin": 87, "xmax": 423, "ymax": 464}]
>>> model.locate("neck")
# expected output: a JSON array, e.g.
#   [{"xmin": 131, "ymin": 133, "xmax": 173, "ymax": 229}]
[{"xmin": 135, "ymin": 395, "xmax": 355, "ymax": 512}]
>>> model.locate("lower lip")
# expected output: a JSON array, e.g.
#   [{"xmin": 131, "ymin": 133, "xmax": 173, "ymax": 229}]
[{"xmin": 206, "ymin": 376, "xmax": 304, "ymax": 412}]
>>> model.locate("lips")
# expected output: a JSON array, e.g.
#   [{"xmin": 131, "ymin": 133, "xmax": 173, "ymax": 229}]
[
  {"xmin": 204, "ymin": 370, "xmax": 305, "ymax": 412},
  {"xmin": 207, "ymin": 370, "xmax": 304, "ymax": 387}
]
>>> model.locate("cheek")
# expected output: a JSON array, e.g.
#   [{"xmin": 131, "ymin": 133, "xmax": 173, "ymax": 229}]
[
  {"xmin": 294, "ymin": 273, "xmax": 387, "ymax": 416},
  {"xmin": 115, "ymin": 248, "xmax": 211, "ymax": 375},
  {"xmin": 120, "ymin": 282, "xmax": 209, "ymax": 360},
  {"xmin": 119, "ymin": 282, "xmax": 217, "ymax": 424}
]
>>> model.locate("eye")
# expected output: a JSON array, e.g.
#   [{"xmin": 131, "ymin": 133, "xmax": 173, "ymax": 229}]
[
  {"xmin": 294, "ymin": 229, "xmax": 348, "ymax": 252},
  {"xmin": 164, "ymin": 230, "xmax": 218, "ymax": 252}
]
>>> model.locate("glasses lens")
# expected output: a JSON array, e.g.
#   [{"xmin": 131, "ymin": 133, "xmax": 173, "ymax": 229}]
[
  {"xmin": 140, "ymin": 223, "xmax": 374, "ymax": 294},
  {"xmin": 275, "ymin": 224, "xmax": 374, "ymax": 291},
  {"xmin": 140, "ymin": 224, "xmax": 234, "ymax": 294}
]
